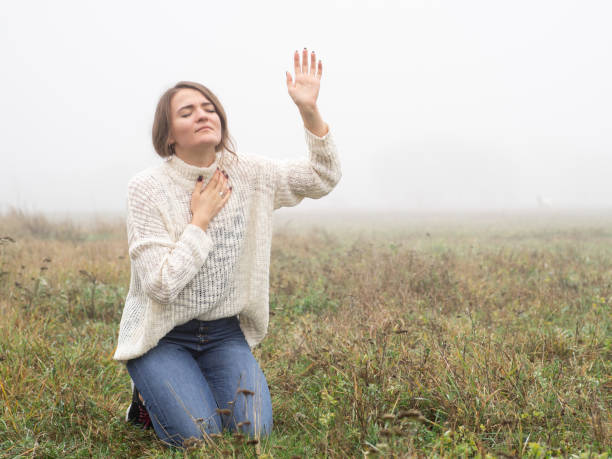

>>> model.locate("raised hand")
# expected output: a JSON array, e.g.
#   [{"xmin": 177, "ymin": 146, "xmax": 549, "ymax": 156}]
[
  {"xmin": 286, "ymin": 48, "xmax": 328, "ymax": 137},
  {"xmin": 286, "ymin": 48, "xmax": 322, "ymax": 111}
]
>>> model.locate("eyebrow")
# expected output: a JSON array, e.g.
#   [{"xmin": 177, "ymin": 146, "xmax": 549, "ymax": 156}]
[{"xmin": 177, "ymin": 102, "xmax": 214, "ymax": 113}]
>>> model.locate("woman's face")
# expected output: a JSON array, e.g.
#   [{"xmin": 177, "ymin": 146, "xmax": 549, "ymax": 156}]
[{"xmin": 168, "ymin": 88, "xmax": 222, "ymax": 153}]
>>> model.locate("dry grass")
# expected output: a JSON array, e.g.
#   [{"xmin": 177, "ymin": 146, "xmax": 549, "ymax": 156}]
[{"xmin": 0, "ymin": 210, "xmax": 610, "ymax": 458}]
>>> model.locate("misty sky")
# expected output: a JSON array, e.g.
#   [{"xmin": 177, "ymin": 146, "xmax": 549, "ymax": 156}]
[{"xmin": 1, "ymin": 0, "xmax": 611, "ymax": 216}]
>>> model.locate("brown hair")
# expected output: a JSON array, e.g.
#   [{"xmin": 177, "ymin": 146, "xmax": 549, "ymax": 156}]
[{"xmin": 152, "ymin": 81, "xmax": 236, "ymax": 159}]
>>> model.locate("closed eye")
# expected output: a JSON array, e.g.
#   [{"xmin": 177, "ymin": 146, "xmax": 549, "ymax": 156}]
[{"xmin": 179, "ymin": 107, "xmax": 215, "ymax": 117}]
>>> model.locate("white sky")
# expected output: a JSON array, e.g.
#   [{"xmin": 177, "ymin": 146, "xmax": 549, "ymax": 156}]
[{"xmin": 1, "ymin": 0, "xmax": 611, "ymax": 216}]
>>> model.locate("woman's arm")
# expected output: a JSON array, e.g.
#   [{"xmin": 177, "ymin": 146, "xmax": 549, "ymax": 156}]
[
  {"xmin": 272, "ymin": 128, "xmax": 341, "ymax": 209},
  {"xmin": 127, "ymin": 169, "xmax": 231, "ymax": 304},
  {"xmin": 273, "ymin": 49, "xmax": 341, "ymax": 209},
  {"xmin": 126, "ymin": 175, "xmax": 213, "ymax": 304}
]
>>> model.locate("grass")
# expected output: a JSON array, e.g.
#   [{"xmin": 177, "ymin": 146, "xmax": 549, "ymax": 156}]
[{"xmin": 0, "ymin": 210, "xmax": 610, "ymax": 458}]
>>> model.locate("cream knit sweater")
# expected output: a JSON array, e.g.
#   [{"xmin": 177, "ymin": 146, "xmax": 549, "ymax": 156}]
[{"xmin": 113, "ymin": 128, "xmax": 340, "ymax": 362}]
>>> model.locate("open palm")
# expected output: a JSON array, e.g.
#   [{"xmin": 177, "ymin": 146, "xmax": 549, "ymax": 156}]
[{"xmin": 286, "ymin": 48, "xmax": 322, "ymax": 109}]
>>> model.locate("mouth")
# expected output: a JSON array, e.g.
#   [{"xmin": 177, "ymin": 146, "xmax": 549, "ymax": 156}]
[{"xmin": 195, "ymin": 127, "xmax": 213, "ymax": 133}]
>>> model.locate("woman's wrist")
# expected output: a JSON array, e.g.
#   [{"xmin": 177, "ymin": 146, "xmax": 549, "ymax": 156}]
[
  {"xmin": 298, "ymin": 104, "xmax": 328, "ymax": 137},
  {"xmin": 191, "ymin": 216, "xmax": 210, "ymax": 232}
]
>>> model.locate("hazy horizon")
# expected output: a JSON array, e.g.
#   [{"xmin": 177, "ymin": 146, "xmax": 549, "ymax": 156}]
[{"xmin": 2, "ymin": 0, "xmax": 611, "ymax": 215}]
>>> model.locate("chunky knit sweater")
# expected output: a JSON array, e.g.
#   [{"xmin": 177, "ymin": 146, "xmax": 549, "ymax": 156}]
[{"xmin": 113, "ymin": 128, "xmax": 340, "ymax": 361}]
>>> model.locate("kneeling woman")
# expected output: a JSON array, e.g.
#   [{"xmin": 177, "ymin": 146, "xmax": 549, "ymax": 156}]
[{"xmin": 113, "ymin": 49, "xmax": 341, "ymax": 448}]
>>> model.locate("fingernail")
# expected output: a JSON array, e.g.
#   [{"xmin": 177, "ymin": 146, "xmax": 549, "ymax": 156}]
[
  {"xmin": 197, "ymin": 175, "xmax": 203, "ymax": 182},
  {"xmin": 229, "ymin": 186, "xmax": 233, "ymax": 190},
  {"xmin": 223, "ymin": 171, "xmax": 229, "ymax": 178}
]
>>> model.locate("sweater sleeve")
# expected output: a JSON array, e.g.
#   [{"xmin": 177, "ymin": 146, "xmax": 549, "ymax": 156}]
[
  {"xmin": 126, "ymin": 176, "xmax": 213, "ymax": 304},
  {"xmin": 272, "ymin": 127, "xmax": 341, "ymax": 210}
]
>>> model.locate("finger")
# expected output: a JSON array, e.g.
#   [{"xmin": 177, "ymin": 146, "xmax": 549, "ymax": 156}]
[
  {"xmin": 194, "ymin": 175, "xmax": 204, "ymax": 194},
  {"xmin": 293, "ymin": 50, "xmax": 300, "ymax": 75},
  {"xmin": 215, "ymin": 172, "xmax": 227, "ymax": 192},
  {"xmin": 209, "ymin": 177, "xmax": 224, "ymax": 200},
  {"xmin": 206, "ymin": 170, "xmax": 220, "ymax": 191},
  {"xmin": 286, "ymin": 71, "xmax": 292, "ymax": 88},
  {"xmin": 218, "ymin": 182, "xmax": 231, "ymax": 201},
  {"xmin": 221, "ymin": 186, "xmax": 232, "ymax": 205},
  {"xmin": 310, "ymin": 51, "xmax": 316, "ymax": 75},
  {"xmin": 301, "ymin": 48, "xmax": 308, "ymax": 74},
  {"xmin": 317, "ymin": 60, "xmax": 323, "ymax": 80}
]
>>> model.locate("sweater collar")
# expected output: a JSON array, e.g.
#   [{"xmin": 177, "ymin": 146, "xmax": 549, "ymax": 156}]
[{"xmin": 163, "ymin": 153, "xmax": 220, "ymax": 189}]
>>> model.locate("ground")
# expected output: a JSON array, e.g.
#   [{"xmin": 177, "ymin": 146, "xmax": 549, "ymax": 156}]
[{"xmin": 0, "ymin": 210, "xmax": 610, "ymax": 458}]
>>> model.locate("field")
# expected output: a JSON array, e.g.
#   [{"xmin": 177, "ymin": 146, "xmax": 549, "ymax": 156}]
[{"xmin": 0, "ymin": 209, "xmax": 610, "ymax": 458}]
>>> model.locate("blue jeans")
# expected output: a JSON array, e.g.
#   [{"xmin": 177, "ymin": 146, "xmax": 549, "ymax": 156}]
[{"xmin": 126, "ymin": 316, "xmax": 273, "ymax": 448}]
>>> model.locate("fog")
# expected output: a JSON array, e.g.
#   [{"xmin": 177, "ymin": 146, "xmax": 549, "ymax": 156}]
[{"xmin": 1, "ymin": 0, "xmax": 611, "ymax": 217}]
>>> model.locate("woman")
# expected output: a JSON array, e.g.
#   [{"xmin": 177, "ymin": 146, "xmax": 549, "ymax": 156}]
[{"xmin": 113, "ymin": 49, "xmax": 341, "ymax": 448}]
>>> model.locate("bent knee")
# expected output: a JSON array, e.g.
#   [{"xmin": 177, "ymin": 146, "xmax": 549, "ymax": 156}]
[{"xmin": 157, "ymin": 414, "xmax": 222, "ymax": 448}]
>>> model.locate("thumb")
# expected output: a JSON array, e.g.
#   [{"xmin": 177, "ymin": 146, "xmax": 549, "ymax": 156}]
[{"xmin": 286, "ymin": 71, "xmax": 293, "ymax": 88}]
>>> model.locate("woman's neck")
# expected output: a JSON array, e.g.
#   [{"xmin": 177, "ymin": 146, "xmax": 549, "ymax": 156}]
[{"xmin": 174, "ymin": 146, "xmax": 217, "ymax": 168}]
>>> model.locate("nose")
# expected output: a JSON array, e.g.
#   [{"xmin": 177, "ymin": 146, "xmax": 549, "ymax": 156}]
[{"xmin": 195, "ymin": 107, "xmax": 209, "ymax": 121}]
